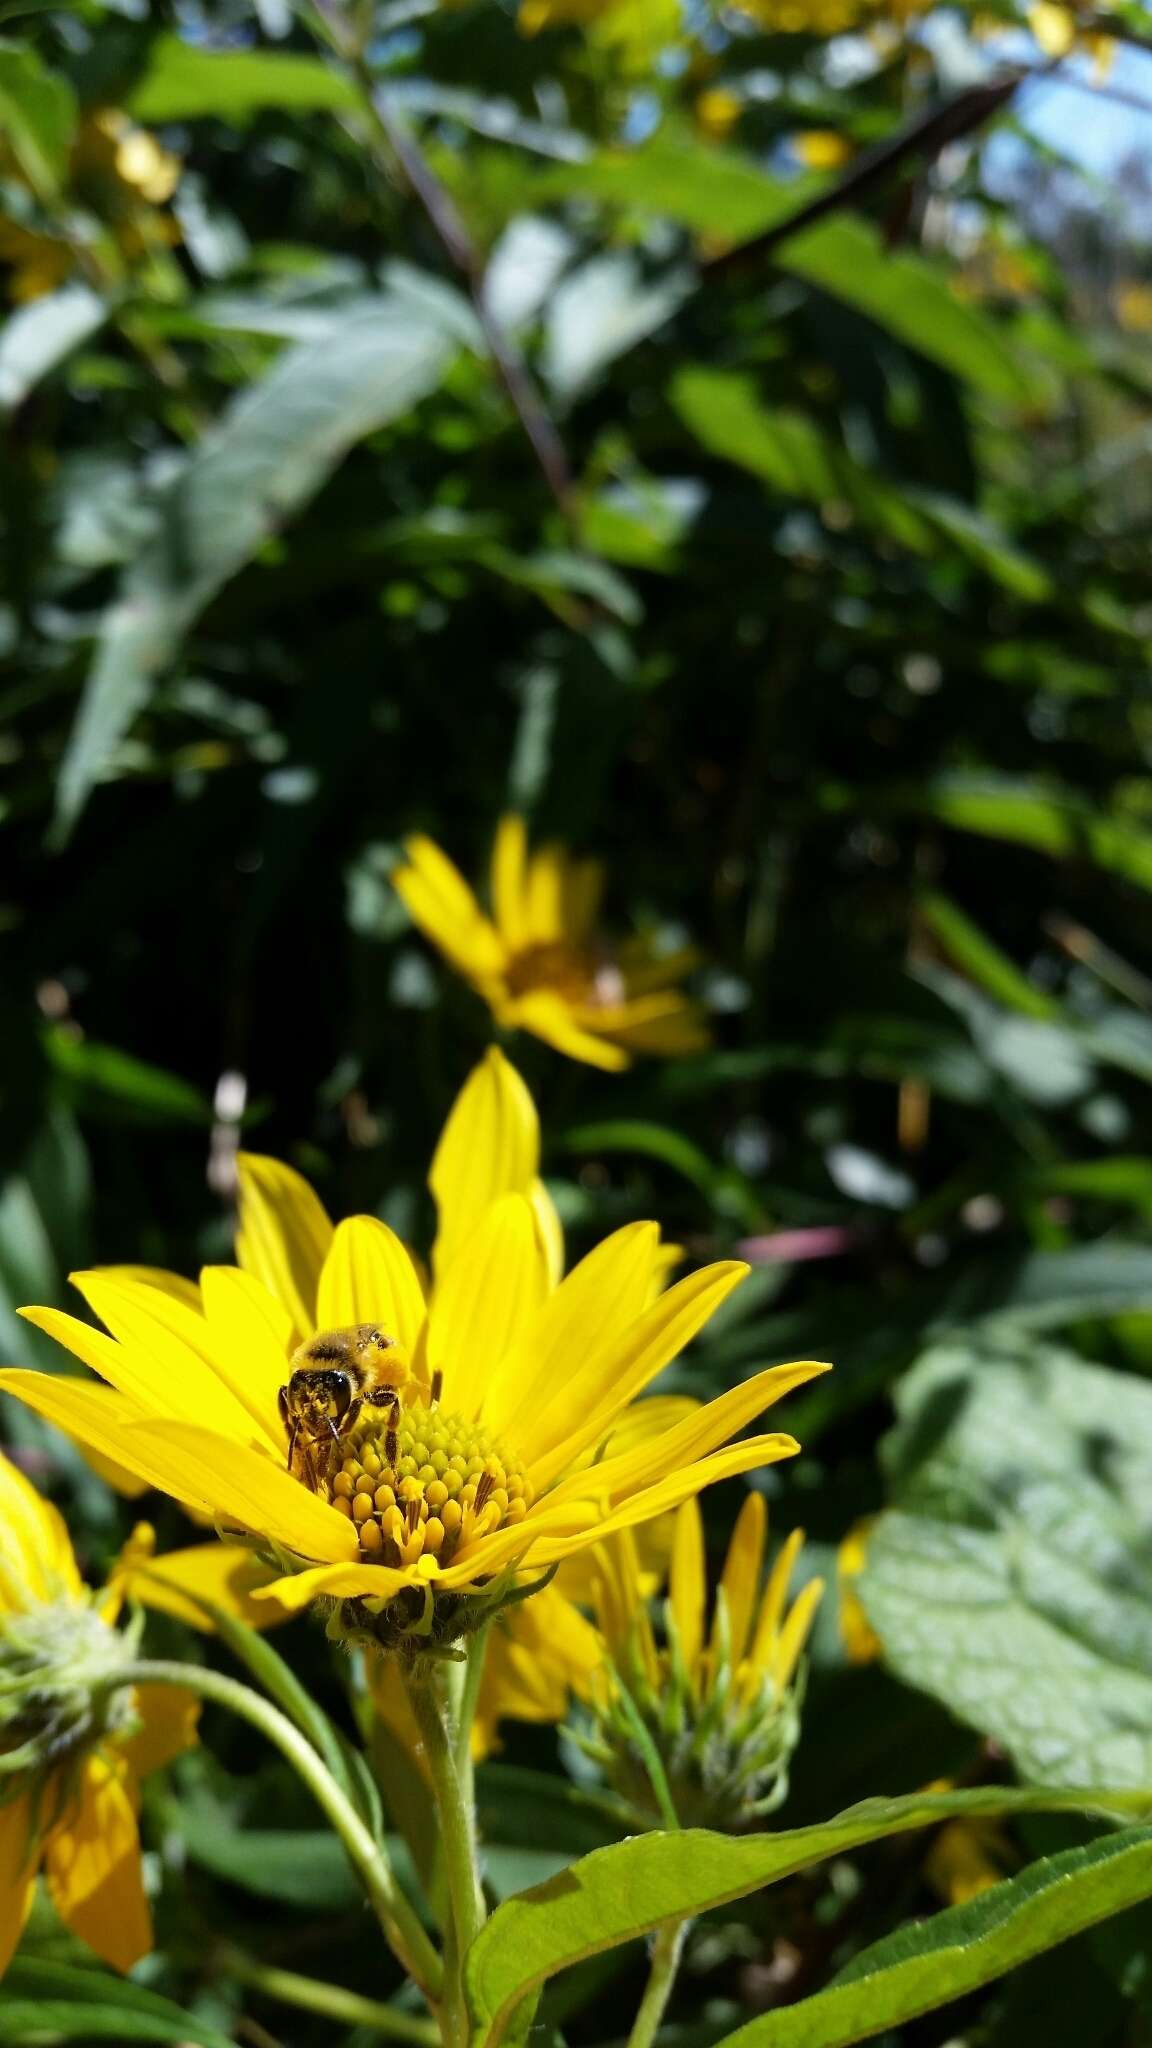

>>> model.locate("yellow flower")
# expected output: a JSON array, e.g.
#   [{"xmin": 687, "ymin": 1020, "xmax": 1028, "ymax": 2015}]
[
  {"xmin": 518, "ymin": 0, "xmax": 681, "ymax": 65},
  {"xmin": 4, "ymin": 1051, "xmax": 828, "ymax": 1657},
  {"xmin": 837, "ymin": 1516, "xmax": 882, "ymax": 1664},
  {"xmin": 0, "ymin": 1456, "xmax": 198, "ymax": 1978},
  {"xmin": 392, "ymin": 815, "xmax": 709, "ymax": 1070},
  {"xmin": 580, "ymin": 1494, "xmax": 823, "ymax": 1824},
  {"xmin": 792, "ymin": 130, "xmax": 854, "ymax": 171}
]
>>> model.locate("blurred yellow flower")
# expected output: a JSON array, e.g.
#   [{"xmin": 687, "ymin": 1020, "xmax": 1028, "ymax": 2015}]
[
  {"xmin": 837, "ymin": 1516, "xmax": 882, "ymax": 1664},
  {"xmin": 0, "ymin": 109, "xmax": 181, "ymax": 306},
  {"xmin": 0, "ymin": 1454, "xmax": 198, "ymax": 1977},
  {"xmin": 519, "ymin": 0, "xmax": 681, "ymax": 65},
  {"xmin": 1115, "ymin": 283, "xmax": 1152, "ymax": 335},
  {"xmin": 4, "ymin": 1051, "xmax": 827, "ymax": 1657},
  {"xmin": 793, "ymin": 130, "xmax": 854, "ymax": 171},
  {"xmin": 695, "ymin": 88, "xmax": 743, "ymax": 141},
  {"xmin": 393, "ymin": 815, "xmax": 709, "ymax": 1070}
]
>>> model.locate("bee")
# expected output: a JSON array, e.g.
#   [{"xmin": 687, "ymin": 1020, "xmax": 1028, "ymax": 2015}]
[{"xmin": 278, "ymin": 1324, "xmax": 407, "ymax": 1490}]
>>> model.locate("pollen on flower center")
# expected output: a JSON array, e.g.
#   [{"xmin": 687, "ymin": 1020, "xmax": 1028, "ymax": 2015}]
[{"xmin": 323, "ymin": 1400, "xmax": 532, "ymax": 1569}]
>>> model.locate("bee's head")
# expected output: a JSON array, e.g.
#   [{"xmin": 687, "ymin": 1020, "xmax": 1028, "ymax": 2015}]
[{"xmin": 284, "ymin": 1364, "xmax": 357, "ymax": 1424}]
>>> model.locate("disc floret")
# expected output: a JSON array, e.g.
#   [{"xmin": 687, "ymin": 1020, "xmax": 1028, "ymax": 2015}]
[{"xmin": 327, "ymin": 1398, "xmax": 532, "ymax": 1568}]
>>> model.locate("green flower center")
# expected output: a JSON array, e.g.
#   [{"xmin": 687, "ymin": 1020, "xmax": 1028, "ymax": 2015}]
[{"xmin": 326, "ymin": 1400, "xmax": 532, "ymax": 1568}]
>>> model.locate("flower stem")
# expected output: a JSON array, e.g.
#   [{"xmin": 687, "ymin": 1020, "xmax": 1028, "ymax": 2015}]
[
  {"xmin": 111, "ymin": 1658, "xmax": 442, "ymax": 2005},
  {"xmin": 403, "ymin": 1661, "xmax": 485, "ymax": 2048},
  {"xmin": 218, "ymin": 1945, "xmax": 440, "ymax": 2043},
  {"xmin": 627, "ymin": 1918, "xmax": 691, "ymax": 2048}
]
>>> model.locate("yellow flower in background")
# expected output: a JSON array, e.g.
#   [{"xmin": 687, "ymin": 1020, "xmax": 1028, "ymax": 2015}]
[
  {"xmin": 393, "ymin": 815, "xmax": 709, "ymax": 1070},
  {"xmin": 793, "ymin": 130, "xmax": 854, "ymax": 171},
  {"xmin": 0, "ymin": 1454, "xmax": 198, "ymax": 1978},
  {"xmin": 4, "ymin": 1051, "xmax": 828, "ymax": 1657},
  {"xmin": 518, "ymin": 0, "xmax": 681, "ymax": 66},
  {"xmin": 837, "ymin": 1517, "xmax": 882, "ymax": 1664},
  {"xmin": 0, "ymin": 108, "xmax": 181, "ymax": 306}
]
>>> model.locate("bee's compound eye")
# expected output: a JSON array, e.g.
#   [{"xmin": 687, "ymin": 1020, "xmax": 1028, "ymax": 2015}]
[{"xmin": 330, "ymin": 1372, "xmax": 356, "ymax": 1419}]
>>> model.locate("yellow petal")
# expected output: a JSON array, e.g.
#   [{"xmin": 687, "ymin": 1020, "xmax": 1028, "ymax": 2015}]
[
  {"xmin": 534, "ymin": 1434, "xmax": 801, "ymax": 1563},
  {"xmin": 505, "ymin": 990, "xmax": 630, "ymax": 1070},
  {"xmin": 750, "ymin": 1526, "xmax": 805, "ymax": 1674},
  {"xmin": 0, "ymin": 1447, "xmax": 79, "ymax": 1610},
  {"xmin": 540, "ymin": 1357, "xmax": 828, "ymax": 1506},
  {"xmin": 583, "ymin": 991, "xmax": 711, "ymax": 1057},
  {"xmin": 65, "ymin": 1274, "xmax": 258, "ymax": 1442},
  {"xmin": 316, "ymin": 1217, "xmax": 427, "ymax": 1350},
  {"xmin": 476, "ymin": 1584, "xmax": 603, "ymax": 1754},
  {"xmin": 0, "ymin": 1794, "xmax": 36, "ymax": 1977},
  {"xmin": 713, "ymin": 1489, "xmax": 765, "ymax": 1668},
  {"xmin": 252, "ymin": 1558, "xmax": 414, "ymax": 1612},
  {"xmin": 669, "ymin": 1499, "xmax": 706, "ymax": 1686},
  {"xmin": 392, "ymin": 834, "xmax": 505, "ymax": 982},
  {"xmin": 0, "ymin": 1371, "xmax": 185, "ymax": 1504},
  {"xmin": 430, "ymin": 1047, "xmax": 540, "ymax": 1275},
  {"xmin": 428, "ymin": 1193, "xmax": 548, "ymax": 1416},
  {"xmin": 124, "ymin": 1420, "xmax": 359, "ymax": 1563},
  {"xmin": 44, "ymin": 1756, "xmax": 152, "ymax": 1973},
  {"xmin": 121, "ymin": 1683, "xmax": 200, "ymax": 1780},
  {"xmin": 590, "ymin": 1529, "xmax": 658, "ymax": 1683},
  {"xmin": 771, "ymin": 1575, "xmax": 824, "ymax": 1691},
  {"xmin": 235, "ymin": 1152, "xmax": 333, "ymax": 1340},
  {"xmin": 491, "ymin": 813, "xmax": 530, "ymax": 951},
  {"xmin": 483, "ymin": 1220, "xmax": 660, "ymax": 1438},
  {"xmin": 126, "ymin": 1541, "xmax": 286, "ymax": 1632},
  {"xmin": 524, "ymin": 845, "xmax": 567, "ymax": 943},
  {"xmin": 561, "ymin": 857, "xmax": 604, "ymax": 945},
  {"xmin": 97, "ymin": 1265, "xmax": 203, "ymax": 1313},
  {"xmin": 530, "ymin": 1179, "xmax": 565, "ymax": 1290},
  {"xmin": 522, "ymin": 1261, "xmax": 753, "ymax": 1485},
  {"xmin": 199, "ymin": 1266, "xmax": 293, "ymax": 1444}
]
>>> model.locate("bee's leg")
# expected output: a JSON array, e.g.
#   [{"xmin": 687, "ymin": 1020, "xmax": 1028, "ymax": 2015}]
[
  {"xmin": 385, "ymin": 1394, "xmax": 401, "ymax": 1471},
  {"xmin": 340, "ymin": 1396, "xmax": 362, "ymax": 1437},
  {"xmin": 278, "ymin": 1387, "xmax": 294, "ymax": 1470}
]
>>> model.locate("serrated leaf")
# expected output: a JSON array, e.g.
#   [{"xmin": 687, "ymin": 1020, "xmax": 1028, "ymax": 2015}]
[
  {"xmin": 714, "ymin": 1829, "xmax": 1152, "ymax": 2048},
  {"xmin": 464, "ymin": 1787, "xmax": 1147, "ymax": 2047},
  {"xmin": 863, "ymin": 1340, "xmax": 1152, "ymax": 1787},
  {"xmin": 56, "ymin": 299, "xmax": 453, "ymax": 834}
]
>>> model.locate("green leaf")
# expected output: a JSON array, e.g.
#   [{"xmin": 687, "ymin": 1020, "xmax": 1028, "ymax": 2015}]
[
  {"xmin": 560, "ymin": 1117, "xmax": 760, "ymax": 1226},
  {"xmin": 0, "ymin": 40, "xmax": 75, "ymax": 198},
  {"xmin": 56, "ymin": 299, "xmax": 454, "ymax": 835},
  {"xmin": 0, "ymin": 1960, "xmax": 236, "ymax": 2047},
  {"xmin": 546, "ymin": 140, "xmax": 1033, "ymax": 400},
  {"xmin": 915, "ymin": 889, "xmax": 1060, "ymax": 1020},
  {"xmin": 177, "ymin": 1810, "xmax": 362, "ymax": 1909},
  {"xmin": 46, "ymin": 1030, "xmax": 210, "ymax": 1124},
  {"xmin": 0, "ymin": 285, "xmax": 106, "ymax": 413},
  {"xmin": 672, "ymin": 369, "xmax": 932, "ymax": 553},
  {"xmin": 908, "ymin": 774, "xmax": 1152, "ymax": 893},
  {"xmin": 464, "ymin": 1787, "xmax": 1148, "ymax": 2047},
  {"xmin": 715, "ymin": 1829, "xmax": 1152, "ymax": 2048},
  {"xmin": 863, "ymin": 1338, "xmax": 1152, "ymax": 1788},
  {"xmin": 128, "ymin": 34, "xmax": 356, "ymax": 123}
]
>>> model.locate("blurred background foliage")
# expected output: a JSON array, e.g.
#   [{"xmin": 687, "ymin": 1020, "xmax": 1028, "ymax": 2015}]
[{"xmin": 5, "ymin": 0, "xmax": 1152, "ymax": 2038}]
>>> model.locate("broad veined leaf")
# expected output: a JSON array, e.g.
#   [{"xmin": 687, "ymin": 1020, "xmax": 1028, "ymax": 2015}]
[
  {"xmin": 0, "ymin": 1960, "xmax": 236, "ymax": 2047},
  {"xmin": 56, "ymin": 299, "xmax": 454, "ymax": 833},
  {"xmin": 714, "ymin": 1829, "xmax": 1152, "ymax": 2048},
  {"xmin": 863, "ymin": 1339, "xmax": 1152, "ymax": 1788},
  {"xmin": 128, "ymin": 33, "xmax": 356, "ymax": 122},
  {"xmin": 544, "ymin": 253, "xmax": 689, "ymax": 398},
  {"xmin": 0, "ymin": 284, "xmax": 106, "ymax": 412},
  {"xmin": 464, "ymin": 1787, "xmax": 1149, "ymax": 2046}
]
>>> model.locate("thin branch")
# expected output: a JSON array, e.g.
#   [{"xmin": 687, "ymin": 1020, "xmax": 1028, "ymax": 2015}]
[
  {"xmin": 703, "ymin": 70, "xmax": 1027, "ymax": 278},
  {"xmin": 365, "ymin": 83, "xmax": 576, "ymax": 520}
]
